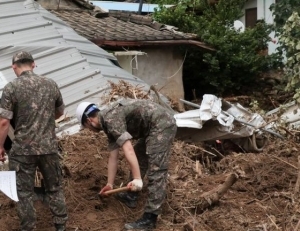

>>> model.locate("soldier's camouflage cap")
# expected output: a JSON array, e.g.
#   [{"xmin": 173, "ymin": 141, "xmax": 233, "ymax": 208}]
[{"xmin": 12, "ymin": 51, "xmax": 34, "ymax": 64}]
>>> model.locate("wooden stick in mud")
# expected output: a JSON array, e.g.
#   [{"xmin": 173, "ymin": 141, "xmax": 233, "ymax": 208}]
[
  {"xmin": 183, "ymin": 173, "xmax": 239, "ymax": 231},
  {"xmin": 192, "ymin": 173, "xmax": 239, "ymax": 212}
]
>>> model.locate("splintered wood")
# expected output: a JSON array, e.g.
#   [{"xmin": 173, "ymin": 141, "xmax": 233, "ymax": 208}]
[
  {"xmin": 101, "ymin": 80, "xmax": 180, "ymax": 112},
  {"xmin": 102, "ymin": 80, "xmax": 152, "ymax": 104}
]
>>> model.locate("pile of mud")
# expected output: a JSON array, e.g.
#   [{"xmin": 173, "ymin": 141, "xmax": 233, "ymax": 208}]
[{"xmin": 1, "ymin": 129, "xmax": 299, "ymax": 231}]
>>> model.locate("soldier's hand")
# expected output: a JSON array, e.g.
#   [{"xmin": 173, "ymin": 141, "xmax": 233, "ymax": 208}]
[
  {"xmin": 99, "ymin": 183, "xmax": 113, "ymax": 196},
  {"xmin": 0, "ymin": 147, "xmax": 6, "ymax": 162},
  {"xmin": 127, "ymin": 179, "xmax": 143, "ymax": 191}
]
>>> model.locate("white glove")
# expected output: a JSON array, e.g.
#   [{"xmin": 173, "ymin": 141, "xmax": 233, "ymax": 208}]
[{"xmin": 128, "ymin": 179, "xmax": 143, "ymax": 191}]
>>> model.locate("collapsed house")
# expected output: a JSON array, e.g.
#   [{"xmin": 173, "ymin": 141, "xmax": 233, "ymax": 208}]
[
  {"xmin": 0, "ymin": 0, "xmax": 151, "ymax": 135},
  {"xmin": 0, "ymin": 0, "xmax": 283, "ymax": 161}
]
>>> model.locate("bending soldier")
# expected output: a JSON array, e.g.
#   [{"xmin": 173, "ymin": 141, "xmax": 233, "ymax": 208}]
[{"xmin": 76, "ymin": 99, "xmax": 177, "ymax": 230}]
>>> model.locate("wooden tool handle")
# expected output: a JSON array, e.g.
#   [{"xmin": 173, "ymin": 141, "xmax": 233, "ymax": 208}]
[{"xmin": 104, "ymin": 186, "xmax": 129, "ymax": 195}]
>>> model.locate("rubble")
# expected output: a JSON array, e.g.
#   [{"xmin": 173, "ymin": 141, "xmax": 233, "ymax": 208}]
[{"xmin": 1, "ymin": 81, "xmax": 300, "ymax": 230}]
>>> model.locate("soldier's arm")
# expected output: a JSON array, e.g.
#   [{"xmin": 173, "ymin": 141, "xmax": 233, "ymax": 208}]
[
  {"xmin": 54, "ymin": 82, "xmax": 65, "ymax": 119},
  {"xmin": 55, "ymin": 105, "xmax": 64, "ymax": 119},
  {"xmin": 105, "ymin": 116, "xmax": 141, "ymax": 183},
  {"xmin": 107, "ymin": 149, "xmax": 119, "ymax": 187},
  {"xmin": 0, "ymin": 84, "xmax": 14, "ymax": 161},
  {"xmin": 122, "ymin": 140, "xmax": 141, "ymax": 180},
  {"xmin": 0, "ymin": 117, "xmax": 10, "ymax": 161}
]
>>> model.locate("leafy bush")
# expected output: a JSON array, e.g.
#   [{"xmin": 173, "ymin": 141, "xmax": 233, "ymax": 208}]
[{"xmin": 153, "ymin": 0, "xmax": 282, "ymax": 98}]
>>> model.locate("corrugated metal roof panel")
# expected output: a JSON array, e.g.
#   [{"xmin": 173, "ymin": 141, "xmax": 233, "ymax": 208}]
[
  {"xmin": 0, "ymin": 7, "xmax": 67, "ymax": 46},
  {"xmin": 0, "ymin": 0, "xmax": 150, "ymax": 135},
  {"xmin": 39, "ymin": 7, "xmax": 117, "ymax": 61}
]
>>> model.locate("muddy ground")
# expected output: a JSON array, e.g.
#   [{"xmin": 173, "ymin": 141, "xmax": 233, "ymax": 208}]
[
  {"xmin": 1, "ymin": 79, "xmax": 300, "ymax": 231},
  {"xmin": 1, "ymin": 127, "xmax": 300, "ymax": 231}
]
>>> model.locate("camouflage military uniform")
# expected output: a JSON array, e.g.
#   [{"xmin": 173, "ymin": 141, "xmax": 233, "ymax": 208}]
[
  {"xmin": 99, "ymin": 99, "xmax": 177, "ymax": 215},
  {"xmin": 0, "ymin": 60, "xmax": 68, "ymax": 230}
]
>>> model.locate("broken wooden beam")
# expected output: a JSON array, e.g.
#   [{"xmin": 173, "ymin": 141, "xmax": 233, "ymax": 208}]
[{"xmin": 187, "ymin": 172, "xmax": 239, "ymax": 212}]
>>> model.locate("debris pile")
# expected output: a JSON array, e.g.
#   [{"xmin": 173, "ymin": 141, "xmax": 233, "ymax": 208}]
[
  {"xmin": 2, "ymin": 80, "xmax": 300, "ymax": 230},
  {"xmin": 101, "ymin": 80, "xmax": 179, "ymax": 111},
  {"xmin": 101, "ymin": 80, "xmax": 152, "ymax": 104},
  {"xmin": 1, "ymin": 125, "xmax": 300, "ymax": 231}
]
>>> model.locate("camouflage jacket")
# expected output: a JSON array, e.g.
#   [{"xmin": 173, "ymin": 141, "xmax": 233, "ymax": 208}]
[
  {"xmin": 0, "ymin": 70, "xmax": 64, "ymax": 155},
  {"xmin": 99, "ymin": 99, "xmax": 176, "ymax": 151}
]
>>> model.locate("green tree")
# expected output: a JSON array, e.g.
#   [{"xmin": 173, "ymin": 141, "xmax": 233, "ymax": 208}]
[
  {"xmin": 153, "ymin": 0, "xmax": 282, "ymax": 98},
  {"xmin": 278, "ymin": 12, "xmax": 300, "ymax": 102},
  {"xmin": 270, "ymin": 0, "xmax": 300, "ymax": 102},
  {"xmin": 270, "ymin": 0, "xmax": 300, "ymax": 33}
]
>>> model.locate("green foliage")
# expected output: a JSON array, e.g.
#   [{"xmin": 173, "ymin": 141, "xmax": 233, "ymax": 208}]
[
  {"xmin": 270, "ymin": 0, "xmax": 300, "ymax": 58},
  {"xmin": 279, "ymin": 12, "xmax": 300, "ymax": 102},
  {"xmin": 270, "ymin": 0, "xmax": 300, "ymax": 34},
  {"xmin": 271, "ymin": 0, "xmax": 300, "ymax": 102},
  {"xmin": 153, "ymin": 0, "xmax": 198, "ymax": 33},
  {"xmin": 153, "ymin": 0, "xmax": 282, "ymax": 97},
  {"xmin": 249, "ymin": 99, "xmax": 265, "ymax": 114}
]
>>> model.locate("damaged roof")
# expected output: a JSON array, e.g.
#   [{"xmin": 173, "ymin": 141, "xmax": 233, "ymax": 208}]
[
  {"xmin": 46, "ymin": 1, "xmax": 211, "ymax": 50},
  {"xmin": 0, "ymin": 0, "xmax": 149, "ymax": 136}
]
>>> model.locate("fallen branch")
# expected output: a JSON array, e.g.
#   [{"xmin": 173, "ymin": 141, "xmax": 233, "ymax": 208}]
[
  {"xmin": 271, "ymin": 155, "xmax": 298, "ymax": 170},
  {"xmin": 186, "ymin": 143, "xmax": 217, "ymax": 157},
  {"xmin": 223, "ymin": 96, "xmax": 250, "ymax": 102},
  {"xmin": 187, "ymin": 173, "xmax": 239, "ymax": 212}
]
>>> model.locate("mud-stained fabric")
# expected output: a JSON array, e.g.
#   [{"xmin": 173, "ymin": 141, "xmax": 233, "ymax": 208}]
[
  {"xmin": 99, "ymin": 99, "xmax": 177, "ymax": 214},
  {"xmin": 9, "ymin": 154, "xmax": 68, "ymax": 231},
  {"xmin": 0, "ymin": 70, "xmax": 64, "ymax": 156}
]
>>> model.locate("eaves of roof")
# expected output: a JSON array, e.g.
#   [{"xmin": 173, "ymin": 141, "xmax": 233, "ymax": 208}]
[
  {"xmin": 50, "ymin": 10, "xmax": 213, "ymax": 50},
  {"xmin": 91, "ymin": 39, "xmax": 214, "ymax": 51}
]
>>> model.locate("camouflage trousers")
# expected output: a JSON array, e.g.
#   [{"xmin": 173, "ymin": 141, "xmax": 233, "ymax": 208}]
[
  {"xmin": 131, "ymin": 123, "xmax": 177, "ymax": 215},
  {"xmin": 8, "ymin": 154, "xmax": 68, "ymax": 231}
]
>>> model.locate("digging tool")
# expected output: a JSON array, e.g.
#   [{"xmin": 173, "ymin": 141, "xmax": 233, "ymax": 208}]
[{"xmin": 101, "ymin": 186, "xmax": 129, "ymax": 196}]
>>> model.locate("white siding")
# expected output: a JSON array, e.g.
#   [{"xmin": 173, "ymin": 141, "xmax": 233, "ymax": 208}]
[{"xmin": 241, "ymin": 0, "xmax": 279, "ymax": 54}]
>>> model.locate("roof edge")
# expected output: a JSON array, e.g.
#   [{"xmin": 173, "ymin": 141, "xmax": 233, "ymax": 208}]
[{"xmin": 90, "ymin": 39, "xmax": 215, "ymax": 51}]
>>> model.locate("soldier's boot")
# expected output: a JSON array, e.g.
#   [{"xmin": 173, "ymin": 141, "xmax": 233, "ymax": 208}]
[
  {"xmin": 124, "ymin": 212, "xmax": 157, "ymax": 230},
  {"xmin": 54, "ymin": 224, "xmax": 66, "ymax": 231},
  {"xmin": 115, "ymin": 191, "xmax": 138, "ymax": 208}
]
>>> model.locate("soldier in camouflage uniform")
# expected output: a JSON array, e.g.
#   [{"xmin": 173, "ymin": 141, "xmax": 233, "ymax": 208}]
[
  {"xmin": 76, "ymin": 99, "xmax": 177, "ymax": 230},
  {"xmin": 0, "ymin": 51, "xmax": 68, "ymax": 231}
]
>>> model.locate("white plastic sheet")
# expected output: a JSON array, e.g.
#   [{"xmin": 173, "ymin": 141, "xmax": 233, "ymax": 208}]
[{"xmin": 175, "ymin": 94, "xmax": 267, "ymax": 143}]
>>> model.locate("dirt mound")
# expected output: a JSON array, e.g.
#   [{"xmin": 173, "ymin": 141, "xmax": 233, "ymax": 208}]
[{"xmin": 1, "ymin": 130, "xmax": 300, "ymax": 231}]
